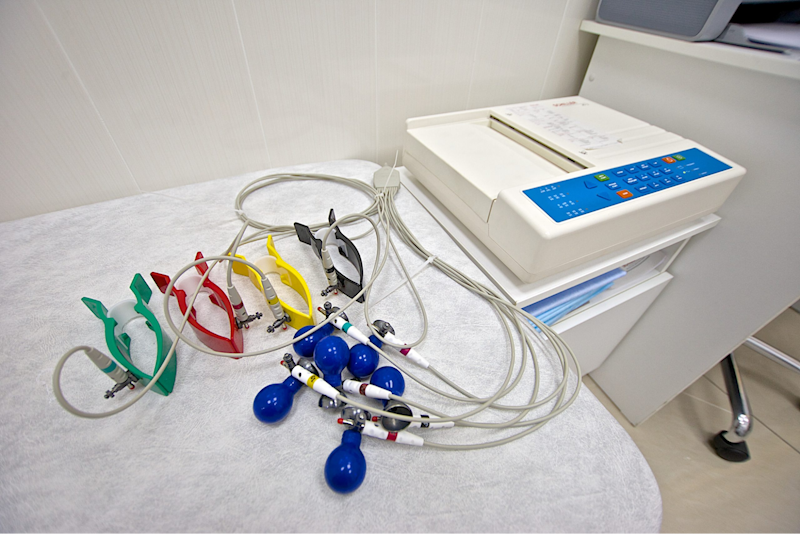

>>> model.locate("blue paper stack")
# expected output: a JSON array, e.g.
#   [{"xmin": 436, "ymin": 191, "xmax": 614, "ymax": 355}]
[{"xmin": 523, "ymin": 268, "xmax": 626, "ymax": 326}]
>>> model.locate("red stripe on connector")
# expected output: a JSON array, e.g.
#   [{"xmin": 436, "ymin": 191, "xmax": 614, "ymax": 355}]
[
  {"xmin": 400, "ymin": 348, "xmax": 411, "ymax": 355},
  {"xmin": 359, "ymin": 384, "xmax": 368, "ymax": 396},
  {"xmin": 387, "ymin": 432, "xmax": 398, "ymax": 441}
]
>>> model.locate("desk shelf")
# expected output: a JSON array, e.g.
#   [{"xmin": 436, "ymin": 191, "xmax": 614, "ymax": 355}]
[{"xmin": 580, "ymin": 20, "xmax": 800, "ymax": 81}]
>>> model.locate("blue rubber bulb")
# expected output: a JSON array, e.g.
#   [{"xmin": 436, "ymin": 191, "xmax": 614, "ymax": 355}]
[
  {"xmin": 313, "ymin": 336, "xmax": 350, "ymax": 388},
  {"xmin": 252, "ymin": 376, "xmax": 303, "ymax": 423},
  {"xmin": 370, "ymin": 366, "xmax": 405, "ymax": 403},
  {"xmin": 293, "ymin": 323, "xmax": 335, "ymax": 358},
  {"xmin": 325, "ymin": 430, "xmax": 366, "ymax": 494},
  {"xmin": 347, "ymin": 336, "xmax": 381, "ymax": 379}
]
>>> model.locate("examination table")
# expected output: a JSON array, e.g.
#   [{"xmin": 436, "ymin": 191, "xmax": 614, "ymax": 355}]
[{"xmin": 0, "ymin": 160, "xmax": 661, "ymax": 532}]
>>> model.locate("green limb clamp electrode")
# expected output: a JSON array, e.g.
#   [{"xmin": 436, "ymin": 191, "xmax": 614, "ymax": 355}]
[{"xmin": 82, "ymin": 273, "xmax": 177, "ymax": 396}]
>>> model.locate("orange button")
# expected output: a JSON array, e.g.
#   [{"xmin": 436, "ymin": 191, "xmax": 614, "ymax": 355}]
[
  {"xmin": 662, "ymin": 156, "xmax": 676, "ymax": 164},
  {"xmin": 617, "ymin": 189, "xmax": 633, "ymax": 199}
]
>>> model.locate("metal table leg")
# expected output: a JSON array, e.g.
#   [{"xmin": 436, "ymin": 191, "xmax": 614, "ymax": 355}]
[
  {"xmin": 743, "ymin": 336, "xmax": 800, "ymax": 374},
  {"xmin": 712, "ymin": 353, "xmax": 752, "ymax": 462}
]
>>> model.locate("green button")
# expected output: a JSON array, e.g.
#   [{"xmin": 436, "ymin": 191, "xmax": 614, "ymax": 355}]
[
  {"xmin": 672, "ymin": 154, "xmax": 686, "ymax": 161},
  {"xmin": 594, "ymin": 173, "xmax": 610, "ymax": 182}
]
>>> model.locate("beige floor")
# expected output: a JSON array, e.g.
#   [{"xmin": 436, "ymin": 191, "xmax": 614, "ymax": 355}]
[{"xmin": 584, "ymin": 307, "xmax": 800, "ymax": 533}]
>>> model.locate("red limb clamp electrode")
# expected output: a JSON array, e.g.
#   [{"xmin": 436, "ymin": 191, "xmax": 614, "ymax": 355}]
[{"xmin": 151, "ymin": 252, "xmax": 244, "ymax": 354}]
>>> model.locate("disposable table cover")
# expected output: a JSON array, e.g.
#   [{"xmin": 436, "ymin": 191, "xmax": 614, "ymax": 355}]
[{"xmin": 0, "ymin": 160, "xmax": 661, "ymax": 532}]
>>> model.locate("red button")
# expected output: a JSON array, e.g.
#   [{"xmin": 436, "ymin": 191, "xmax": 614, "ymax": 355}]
[
  {"xmin": 617, "ymin": 189, "xmax": 633, "ymax": 199},
  {"xmin": 662, "ymin": 156, "xmax": 676, "ymax": 164}
]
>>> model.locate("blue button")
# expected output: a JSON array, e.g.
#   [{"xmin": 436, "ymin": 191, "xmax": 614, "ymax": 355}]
[
  {"xmin": 649, "ymin": 170, "xmax": 662, "ymax": 178},
  {"xmin": 636, "ymin": 184, "xmax": 649, "ymax": 193},
  {"xmin": 606, "ymin": 182, "xmax": 620, "ymax": 190},
  {"xmin": 597, "ymin": 192, "xmax": 612, "ymax": 201},
  {"xmin": 637, "ymin": 173, "xmax": 650, "ymax": 181},
  {"xmin": 662, "ymin": 167, "xmax": 673, "ymax": 174},
  {"xmin": 649, "ymin": 182, "xmax": 663, "ymax": 190},
  {"xmin": 626, "ymin": 166, "xmax": 638, "ymax": 173},
  {"xmin": 613, "ymin": 169, "xmax": 626, "ymax": 177},
  {"xmin": 584, "ymin": 180, "xmax": 598, "ymax": 189},
  {"xmin": 673, "ymin": 174, "xmax": 685, "ymax": 181},
  {"xmin": 660, "ymin": 177, "xmax": 673, "ymax": 185},
  {"xmin": 625, "ymin": 177, "xmax": 638, "ymax": 184},
  {"xmin": 639, "ymin": 163, "xmax": 651, "ymax": 170},
  {"xmin": 649, "ymin": 160, "xmax": 661, "ymax": 167}
]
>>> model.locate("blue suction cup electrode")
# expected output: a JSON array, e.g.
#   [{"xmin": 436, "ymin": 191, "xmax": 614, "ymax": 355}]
[
  {"xmin": 253, "ymin": 376, "xmax": 303, "ymax": 423},
  {"xmin": 347, "ymin": 335, "xmax": 381, "ymax": 379},
  {"xmin": 293, "ymin": 323, "xmax": 334, "ymax": 358},
  {"xmin": 370, "ymin": 366, "xmax": 405, "ymax": 403},
  {"xmin": 313, "ymin": 335, "xmax": 350, "ymax": 388},
  {"xmin": 325, "ymin": 430, "xmax": 367, "ymax": 493}
]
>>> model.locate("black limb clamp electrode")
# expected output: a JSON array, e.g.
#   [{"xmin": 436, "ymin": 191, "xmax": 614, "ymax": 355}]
[{"xmin": 294, "ymin": 209, "xmax": 365, "ymax": 302}]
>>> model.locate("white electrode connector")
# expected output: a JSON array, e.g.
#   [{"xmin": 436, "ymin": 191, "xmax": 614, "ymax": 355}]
[
  {"xmin": 329, "ymin": 316, "xmax": 371, "ymax": 345},
  {"xmin": 408, "ymin": 407, "xmax": 454, "ymax": 430},
  {"xmin": 320, "ymin": 248, "xmax": 339, "ymax": 289},
  {"xmin": 291, "ymin": 366, "xmax": 339, "ymax": 400},
  {"xmin": 85, "ymin": 347, "xmax": 129, "ymax": 384},
  {"xmin": 383, "ymin": 332, "xmax": 430, "ymax": 368},
  {"xmin": 343, "ymin": 379, "xmax": 391, "ymax": 400},
  {"xmin": 227, "ymin": 284, "xmax": 250, "ymax": 324},
  {"xmin": 362, "ymin": 421, "xmax": 424, "ymax": 446},
  {"xmin": 260, "ymin": 276, "xmax": 286, "ymax": 321}
]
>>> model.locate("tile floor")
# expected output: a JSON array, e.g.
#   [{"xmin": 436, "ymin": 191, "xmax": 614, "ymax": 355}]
[{"xmin": 584, "ymin": 307, "xmax": 800, "ymax": 533}]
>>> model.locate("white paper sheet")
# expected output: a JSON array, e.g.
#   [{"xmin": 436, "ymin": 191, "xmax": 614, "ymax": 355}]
[
  {"xmin": 742, "ymin": 23, "xmax": 800, "ymax": 50},
  {"xmin": 505, "ymin": 103, "xmax": 620, "ymax": 150}
]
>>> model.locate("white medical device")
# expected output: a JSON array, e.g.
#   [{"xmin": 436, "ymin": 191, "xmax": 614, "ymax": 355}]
[{"xmin": 402, "ymin": 96, "xmax": 745, "ymax": 284}]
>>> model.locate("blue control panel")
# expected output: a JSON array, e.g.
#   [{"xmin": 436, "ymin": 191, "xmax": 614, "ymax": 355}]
[{"xmin": 523, "ymin": 148, "xmax": 731, "ymax": 223}]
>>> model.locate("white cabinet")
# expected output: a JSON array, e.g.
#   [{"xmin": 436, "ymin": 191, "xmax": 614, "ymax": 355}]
[
  {"xmin": 579, "ymin": 20, "xmax": 800, "ymax": 424},
  {"xmin": 554, "ymin": 272, "xmax": 672, "ymax": 374},
  {"xmin": 402, "ymin": 171, "xmax": 716, "ymax": 377}
]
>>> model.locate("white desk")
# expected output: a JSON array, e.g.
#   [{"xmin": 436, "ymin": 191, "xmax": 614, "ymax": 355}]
[
  {"xmin": 580, "ymin": 20, "xmax": 800, "ymax": 424},
  {"xmin": 0, "ymin": 160, "xmax": 661, "ymax": 531}
]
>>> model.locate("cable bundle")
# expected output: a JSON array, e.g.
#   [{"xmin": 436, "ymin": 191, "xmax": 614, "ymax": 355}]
[{"xmin": 53, "ymin": 168, "xmax": 582, "ymax": 455}]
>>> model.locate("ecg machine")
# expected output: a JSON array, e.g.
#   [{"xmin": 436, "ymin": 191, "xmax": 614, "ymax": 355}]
[
  {"xmin": 401, "ymin": 97, "xmax": 745, "ymax": 374},
  {"xmin": 402, "ymin": 96, "xmax": 745, "ymax": 285}
]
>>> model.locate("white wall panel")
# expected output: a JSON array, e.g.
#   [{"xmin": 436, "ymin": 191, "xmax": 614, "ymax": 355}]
[
  {"xmin": 234, "ymin": 0, "xmax": 377, "ymax": 167},
  {"xmin": 376, "ymin": 0, "xmax": 484, "ymax": 165},
  {"xmin": 467, "ymin": 0, "xmax": 565, "ymax": 109},
  {"xmin": 541, "ymin": 0, "xmax": 600, "ymax": 99},
  {"xmin": 37, "ymin": 0, "xmax": 270, "ymax": 192},
  {"xmin": 2, "ymin": 0, "xmax": 599, "ymax": 220},
  {"xmin": 0, "ymin": 1, "xmax": 138, "ymax": 222}
]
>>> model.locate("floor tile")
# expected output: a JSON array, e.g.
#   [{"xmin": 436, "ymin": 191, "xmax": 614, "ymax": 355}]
[
  {"xmin": 705, "ymin": 308, "xmax": 800, "ymax": 452},
  {"xmin": 584, "ymin": 374, "xmax": 800, "ymax": 532}
]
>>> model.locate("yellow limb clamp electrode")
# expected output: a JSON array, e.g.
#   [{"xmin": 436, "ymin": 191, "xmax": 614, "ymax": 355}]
[{"xmin": 232, "ymin": 236, "xmax": 315, "ymax": 332}]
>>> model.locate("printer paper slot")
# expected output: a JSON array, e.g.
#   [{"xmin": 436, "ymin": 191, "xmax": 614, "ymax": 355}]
[{"xmin": 489, "ymin": 116, "xmax": 589, "ymax": 173}]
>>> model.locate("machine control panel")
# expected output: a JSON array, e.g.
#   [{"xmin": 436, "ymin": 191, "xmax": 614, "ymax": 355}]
[{"xmin": 523, "ymin": 148, "xmax": 731, "ymax": 223}]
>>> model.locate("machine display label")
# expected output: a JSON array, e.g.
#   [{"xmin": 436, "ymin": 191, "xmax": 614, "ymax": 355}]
[{"xmin": 523, "ymin": 148, "xmax": 731, "ymax": 223}]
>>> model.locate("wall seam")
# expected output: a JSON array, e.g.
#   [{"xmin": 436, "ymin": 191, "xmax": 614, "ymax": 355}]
[
  {"xmin": 539, "ymin": 0, "xmax": 571, "ymax": 99},
  {"xmin": 373, "ymin": 0, "xmax": 380, "ymax": 163},
  {"xmin": 465, "ymin": 0, "xmax": 486, "ymax": 109},
  {"xmin": 33, "ymin": 0, "xmax": 140, "ymax": 191},
  {"xmin": 231, "ymin": 0, "xmax": 272, "ymax": 168}
]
